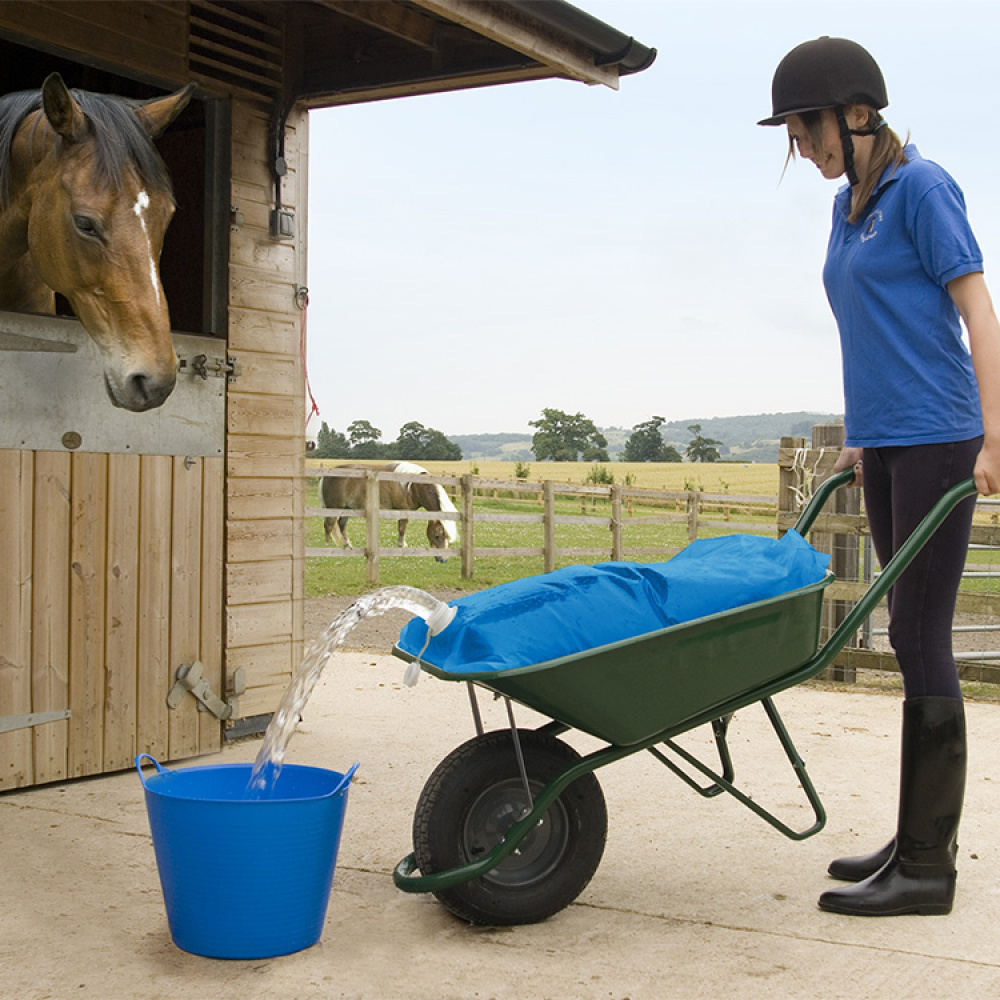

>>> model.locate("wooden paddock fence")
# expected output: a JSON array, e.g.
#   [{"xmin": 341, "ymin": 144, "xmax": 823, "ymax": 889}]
[
  {"xmin": 779, "ymin": 432, "xmax": 1000, "ymax": 685},
  {"xmin": 305, "ymin": 463, "xmax": 774, "ymax": 581},
  {"xmin": 306, "ymin": 442, "xmax": 1000, "ymax": 686}
]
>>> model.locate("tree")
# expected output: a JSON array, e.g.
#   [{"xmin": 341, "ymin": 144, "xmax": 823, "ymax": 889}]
[
  {"xmin": 395, "ymin": 421, "xmax": 462, "ymax": 461},
  {"xmin": 347, "ymin": 419, "xmax": 383, "ymax": 459},
  {"xmin": 686, "ymin": 423, "xmax": 724, "ymax": 463},
  {"xmin": 313, "ymin": 421, "xmax": 349, "ymax": 458},
  {"xmin": 623, "ymin": 415, "xmax": 683, "ymax": 463},
  {"xmin": 529, "ymin": 408, "xmax": 609, "ymax": 462}
]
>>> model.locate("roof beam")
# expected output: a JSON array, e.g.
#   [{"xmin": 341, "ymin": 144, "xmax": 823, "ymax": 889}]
[
  {"xmin": 315, "ymin": 1, "xmax": 439, "ymax": 52},
  {"xmin": 409, "ymin": 0, "xmax": 619, "ymax": 89}
]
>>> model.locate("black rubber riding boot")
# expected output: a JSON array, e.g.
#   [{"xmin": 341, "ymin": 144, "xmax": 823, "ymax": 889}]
[
  {"xmin": 827, "ymin": 839, "xmax": 895, "ymax": 882},
  {"xmin": 818, "ymin": 697, "xmax": 966, "ymax": 916}
]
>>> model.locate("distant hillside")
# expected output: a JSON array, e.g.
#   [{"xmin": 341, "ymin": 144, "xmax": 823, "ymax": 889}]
[{"xmin": 450, "ymin": 412, "xmax": 842, "ymax": 463}]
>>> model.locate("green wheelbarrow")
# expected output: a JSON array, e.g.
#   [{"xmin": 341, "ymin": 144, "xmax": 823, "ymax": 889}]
[{"xmin": 391, "ymin": 469, "xmax": 977, "ymax": 925}]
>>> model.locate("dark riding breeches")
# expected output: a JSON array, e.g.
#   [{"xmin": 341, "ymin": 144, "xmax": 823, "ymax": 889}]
[{"xmin": 861, "ymin": 437, "xmax": 981, "ymax": 700}]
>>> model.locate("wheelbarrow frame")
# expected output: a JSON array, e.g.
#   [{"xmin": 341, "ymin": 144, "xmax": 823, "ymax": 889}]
[{"xmin": 392, "ymin": 470, "xmax": 978, "ymax": 902}]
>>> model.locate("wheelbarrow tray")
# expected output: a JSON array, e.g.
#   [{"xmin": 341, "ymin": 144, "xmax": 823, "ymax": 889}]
[{"xmin": 400, "ymin": 572, "xmax": 833, "ymax": 747}]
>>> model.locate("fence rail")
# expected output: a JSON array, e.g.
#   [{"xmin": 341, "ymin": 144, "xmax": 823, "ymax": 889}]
[
  {"xmin": 305, "ymin": 446, "xmax": 1000, "ymax": 685},
  {"xmin": 306, "ymin": 464, "xmax": 774, "ymax": 583}
]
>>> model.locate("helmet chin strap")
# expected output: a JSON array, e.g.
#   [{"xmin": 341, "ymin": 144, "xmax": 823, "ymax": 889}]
[{"xmin": 836, "ymin": 107, "xmax": 888, "ymax": 187}]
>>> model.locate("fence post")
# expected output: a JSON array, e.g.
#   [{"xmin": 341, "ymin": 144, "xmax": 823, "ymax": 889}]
[
  {"xmin": 812, "ymin": 422, "xmax": 861, "ymax": 683},
  {"xmin": 543, "ymin": 479, "xmax": 556, "ymax": 573},
  {"xmin": 460, "ymin": 473, "xmax": 475, "ymax": 580},
  {"xmin": 777, "ymin": 435, "xmax": 806, "ymax": 535},
  {"xmin": 365, "ymin": 468, "xmax": 380, "ymax": 586},
  {"xmin": 610, "ymin": 485, "xmax": 623, "ymax": 561},
  {"xmin": 687, "ymin": 489, "xmax": 700, "ymax": 541}
]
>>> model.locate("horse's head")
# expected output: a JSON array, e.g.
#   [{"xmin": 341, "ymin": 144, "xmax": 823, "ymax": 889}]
[
  {"xmin": 426, "ymin": 520, "xmax": 452, "ymax": 563},
  {"xmin": 22, "ymin": 74, "xmax": 194, "ymax": 411}
]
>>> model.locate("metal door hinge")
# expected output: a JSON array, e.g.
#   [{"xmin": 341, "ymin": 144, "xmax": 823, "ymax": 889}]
[
  {"xmin": 179, "ymin": 353, "xmax": 240, "ymax": 383},
  {"xmin": 0, "ymin": 710, "xmax": 72, "ymax": 734},
  {"xmin": 167, "ymin": 662, "xmax": 246, "ymax": 721}
]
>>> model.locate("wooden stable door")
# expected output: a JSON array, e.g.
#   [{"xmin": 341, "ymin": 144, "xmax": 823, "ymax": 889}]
[{"xmin": 0, "ymin": 317, "xmax": 227, "ymax": 789}]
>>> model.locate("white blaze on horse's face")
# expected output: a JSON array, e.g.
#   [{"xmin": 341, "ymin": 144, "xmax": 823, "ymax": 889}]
[{"xmin": 132, "ymin": 189, "xmax": 161, "ymax": 308}]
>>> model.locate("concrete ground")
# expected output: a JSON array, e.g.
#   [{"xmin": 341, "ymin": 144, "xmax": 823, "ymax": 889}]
[{"xmin": 2, "ymin": 652, "xmax": 999, "ymax": 1000}]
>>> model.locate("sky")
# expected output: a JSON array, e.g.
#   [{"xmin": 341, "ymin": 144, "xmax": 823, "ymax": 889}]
[{"xmin": 304, "ymin": 0, "xmax": 1000, "ymax": 440}]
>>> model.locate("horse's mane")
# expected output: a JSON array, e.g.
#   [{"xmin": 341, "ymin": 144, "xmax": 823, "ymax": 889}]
[{"xmin": 0, "ymin": 87, "xmax": 172, "ymax": 209}]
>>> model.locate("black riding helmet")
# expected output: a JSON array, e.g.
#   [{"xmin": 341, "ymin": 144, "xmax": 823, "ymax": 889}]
[{"xmin": 758, "ymin": 37, "xmax": 889, "ymax": 185}]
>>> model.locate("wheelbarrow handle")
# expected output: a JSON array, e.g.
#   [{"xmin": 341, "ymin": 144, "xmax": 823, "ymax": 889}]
[{"xmin": 792, "ymin": 466, "xmax": 858, "ymax": 536}]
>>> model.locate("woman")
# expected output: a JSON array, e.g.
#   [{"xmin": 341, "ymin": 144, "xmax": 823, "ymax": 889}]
[{"xmin": 759, "ymin": 36, "xmax": 1000, "ymax": 916}]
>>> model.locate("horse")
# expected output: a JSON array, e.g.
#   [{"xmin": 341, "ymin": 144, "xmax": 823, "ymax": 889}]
[
  {"xmin": 321, "ymin": 461, "xmax": 459, "ymax": 562},
  {"xmin": 0, "ymin": 73, "xmax": 194, "ymax": 411}
]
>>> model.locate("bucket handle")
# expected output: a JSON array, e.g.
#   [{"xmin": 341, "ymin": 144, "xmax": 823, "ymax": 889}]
[
  {"xmin": 333, "ymin": 761, "xmax": 360, "ymax": 796},
  {"xmin": 135, "ymin": 753, "xmax": 168, "ymax": 787}
]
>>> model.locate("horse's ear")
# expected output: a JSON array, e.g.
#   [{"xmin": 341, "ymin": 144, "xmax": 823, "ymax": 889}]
[
  {"xmin": 136, "ymin": 83, "xmax": 196, "ymax": 139},
  {"xmin": 41, "ymin": 73, "xmax": 86, "ymax": 143}
]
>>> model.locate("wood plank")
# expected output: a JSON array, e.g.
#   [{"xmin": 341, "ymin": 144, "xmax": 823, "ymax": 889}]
[
  {"xmin": 103, "ymin": 454, "xmax": 140, "ymax": 771},
  {"xmin": 226, "ymin": 642, "xmax": 294, "ymax": 691},
  {"xmin": 30, "ymin": 452, "xmax": 71, "ymax": 784},
  {"xmin": 68, "ymin": 452, "xmax": 108, "ymax": 778},
  {"xmin": 227, "ymin": 601, "xmax": 293, "ymax": 649},
  {"xmin": 227, "ymin": 518, "xmax": 296, "ymax": 562},
  {"xmin": 0, "ymin": 451, "xmax": 33, "ymax": 789},
  {"xmin": 228, "ymin": 234, "xmax": 298, "ymax": 274},
  {"xmin": 227, "ymin": 307, "xmax": 299, "ymax": 356},
  {"xmin": 228, "ymin": 392, "xmax": 301, "ymax": 437},
  {"xmin": 229, "ymin": 263, "xmax": 299, "ymax": 314},
  {"xmin": 232, "ymin": 140, "xmax": 301, "ymax": 192},
  {"xmin": 0, "ymin": 1, "xmax": 187, "ymax": 84},
  {"xmin": 227, "ymin": 559, "xmax": 294, "ymax": 606},
  {"xmin": 168, "ymin": 456, "xmax": 203, "ymax": 760},
  {"xmin": 227, "ymin": 350, "xmax": 301, "ymax": 399},
  {"xmin": 227, "ymin": 435, "xmax": 302, "ymax": 479},
  {"xmin": 228, "ymin": 477, "xmax": 298, "ymax": 521},
  {"xmin": 198, "ymin": 457, "xmax": 225, "ymax": 752},
  {"xmin": 137, "ymin": 455, "xmax": 173, "ymax": 761}
]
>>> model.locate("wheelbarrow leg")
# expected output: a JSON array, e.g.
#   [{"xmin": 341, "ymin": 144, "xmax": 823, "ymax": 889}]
[{"xmin": 648, "ymin": 698, "xmax": 827, "ymax": 841}]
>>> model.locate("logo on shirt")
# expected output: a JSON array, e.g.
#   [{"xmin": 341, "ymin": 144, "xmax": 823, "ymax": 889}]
[{"xmin": 861, "ymin": 209, "xmax": 883, "ymax": 243}]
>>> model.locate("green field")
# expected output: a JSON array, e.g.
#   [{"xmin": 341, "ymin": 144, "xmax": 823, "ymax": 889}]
[
  {"xmin": 306, "ymin": 460, "xmax": 1000, "ymax": 599},
  {"xmin": 351, "ymin": 459, "xmax": 783, "ymax": 495},
  {"xmin": 308, "ymin": 461, "xmax": 777, "ymax": 596}
]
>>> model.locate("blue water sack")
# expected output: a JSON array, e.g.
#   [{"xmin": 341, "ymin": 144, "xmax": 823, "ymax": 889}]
[{"xmin": 396, "ymin": 530, "xmax": 830, "ymax": 675}]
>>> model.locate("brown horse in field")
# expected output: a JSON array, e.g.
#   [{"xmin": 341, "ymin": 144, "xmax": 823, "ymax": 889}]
[
  {"xmin": 0, "ymin": 73, "xmax": 194, "ymax": 410},
  {"xmin": 321, "ymin": 462, "xmax": 459, "ymax": 562}
]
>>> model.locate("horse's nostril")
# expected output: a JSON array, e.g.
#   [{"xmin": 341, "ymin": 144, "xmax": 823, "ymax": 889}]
[{"xmin": 124, "ymin": 371, "xmax": 175, "ymax": 411}]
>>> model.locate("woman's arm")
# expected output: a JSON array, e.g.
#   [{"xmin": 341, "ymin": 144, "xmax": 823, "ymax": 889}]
[{"xmin": 948, "ymin": 271, "xmax": 1000, "ymax": 495}]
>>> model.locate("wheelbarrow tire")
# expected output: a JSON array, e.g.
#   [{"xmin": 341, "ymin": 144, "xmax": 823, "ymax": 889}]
[{"xmin": 412, "ymin": 728, "xmax": 607, "ymax": 926}]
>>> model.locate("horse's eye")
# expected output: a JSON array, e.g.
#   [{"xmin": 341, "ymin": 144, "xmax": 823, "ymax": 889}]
[{"xmin": 73, "ymin": 215, "xmax": 100, "ymax": 239}]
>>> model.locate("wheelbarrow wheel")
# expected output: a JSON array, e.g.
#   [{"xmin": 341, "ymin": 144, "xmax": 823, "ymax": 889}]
[{"xmin": 412, "ymin": 728, "xmax": 607, "ymax": 925}]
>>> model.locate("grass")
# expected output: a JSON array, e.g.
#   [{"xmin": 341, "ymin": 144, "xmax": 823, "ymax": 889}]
[
  {"xmin": 305, "ymin": 462, "xmax": 782, "ymax": 597},
  {"xmin": 307, "ymin": 458, "xmax": 781, "ymax": 495},
  {"xmin": 306, "ymin": 460, "xmax": 1000, "ymax": 601}
]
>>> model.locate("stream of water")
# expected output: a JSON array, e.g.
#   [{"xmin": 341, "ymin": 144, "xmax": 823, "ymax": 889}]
[{"xmin": 246, "ymin": 586, "xmax": 453, "ymax": 798}]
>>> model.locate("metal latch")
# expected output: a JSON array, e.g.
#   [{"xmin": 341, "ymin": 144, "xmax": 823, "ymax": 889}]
[
  {"xmin": 178, "ymin": 353, "xmax": 240, "ymax": 383},
  {"xmin": 0, "ymin": 710, "xmax": 72, "ymax": 734},
  {"xmin": 167, "ymin": 662, "xmax": 246, "ymax": 721}
]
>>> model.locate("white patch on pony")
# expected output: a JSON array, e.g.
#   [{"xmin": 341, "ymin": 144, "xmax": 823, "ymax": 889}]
[
  {"xmin": 434, "ymin": 484, "xmax": 459, "ymax": 542},
  {"xmin": 132, "ymin": 189, "xmax": 161, "ymax": 307},
  {"xmin": 392, "ymin": 461, "xmax": 459, "ymax": 543}
]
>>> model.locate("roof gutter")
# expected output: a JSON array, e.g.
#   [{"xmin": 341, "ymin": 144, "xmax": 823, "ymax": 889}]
[{"xmin": 503, "ymin": 0, "xmax": 656, "ymax": 75}]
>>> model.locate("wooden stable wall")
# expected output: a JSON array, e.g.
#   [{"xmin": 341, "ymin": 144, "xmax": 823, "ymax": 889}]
[
  {"xmin": 0, "ymin": 451, "xmax": 224, "ymax": 789},
  {"xmin": 225, "ymin": 100, "xmax": 309, "ymax": 722}
]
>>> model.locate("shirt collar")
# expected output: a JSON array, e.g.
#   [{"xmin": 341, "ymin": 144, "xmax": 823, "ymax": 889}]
[{"xmin": 834, "ymin": 144, "xmax": 918, "ymax": 217}]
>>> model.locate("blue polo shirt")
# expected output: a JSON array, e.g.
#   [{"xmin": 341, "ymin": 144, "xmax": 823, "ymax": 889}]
[{"xmin": 822, "ymin": 145, "xmax": 984, "ymax": 447}]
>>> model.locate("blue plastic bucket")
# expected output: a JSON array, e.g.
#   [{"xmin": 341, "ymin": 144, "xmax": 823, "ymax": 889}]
[{"xmin": 137, "ymin": 754, "xmax": 359, "ymax": 959}]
